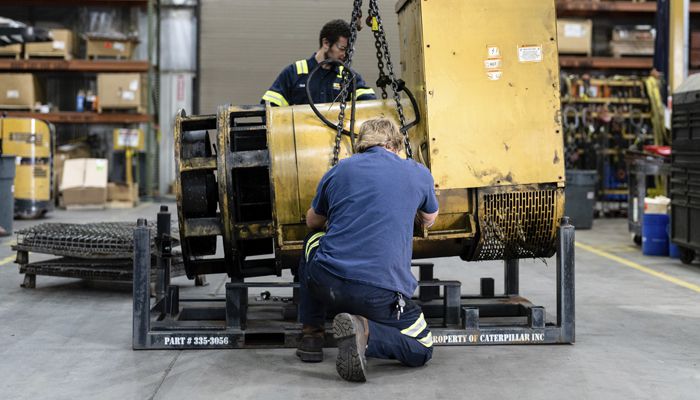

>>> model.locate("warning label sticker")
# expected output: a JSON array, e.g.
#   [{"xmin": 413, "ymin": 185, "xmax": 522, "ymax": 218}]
[{"xmin": 518, "ymin": 45, "xmax": 543, "ymax": 63}]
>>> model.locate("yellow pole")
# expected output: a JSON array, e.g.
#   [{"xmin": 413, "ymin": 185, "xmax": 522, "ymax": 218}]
[
  {"xmin": 669, "ymin": 0, "xmax": 689, "ymax": 92},
  {"xmin": 125, "ymin": 147, "xmax": 134, "ymax": 193}
]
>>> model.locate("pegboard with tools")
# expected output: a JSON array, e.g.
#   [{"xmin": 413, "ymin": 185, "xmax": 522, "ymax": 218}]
[{"xmin": 560, "ymin": 74, "xmax": 668, "ymax": 211}]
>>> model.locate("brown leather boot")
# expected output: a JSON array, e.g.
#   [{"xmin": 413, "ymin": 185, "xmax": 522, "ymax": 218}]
[
  {"xmin": 296, "ymin": 325, "xmax": 325, "ymax": 362},
  {"xmin": 333, "ymin": 313, "xmax": 369, "ymax": 382}
]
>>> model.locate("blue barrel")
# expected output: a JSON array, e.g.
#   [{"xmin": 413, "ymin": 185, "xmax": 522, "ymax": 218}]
[
  {"xmin": 642, "ymin": 213, "xmax": 669, "ymax": 256},
  {"xmin": 667, "ymin": 224, "xmax": 681, "ymax": 258}
]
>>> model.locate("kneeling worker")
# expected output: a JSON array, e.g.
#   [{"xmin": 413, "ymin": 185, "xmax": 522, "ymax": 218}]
[{"xmin": 297, "ymin": 117, "xmax": 439, "ymax": 382}]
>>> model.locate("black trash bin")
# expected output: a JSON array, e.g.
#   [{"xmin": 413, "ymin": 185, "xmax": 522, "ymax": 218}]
[
  {"xmin": 565, "ymin": 170, "xmax": 597, "ymax": 230},
  {"xmin": 0, "ymin": 155, "xmax": 16, "ymax": 236}
]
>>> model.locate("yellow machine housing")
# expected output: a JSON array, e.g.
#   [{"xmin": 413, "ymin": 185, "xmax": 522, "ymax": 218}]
[
  {"xmin": 0, "ymin": 118, "xmax": 54, "ymax": 219},
  {"xmin": 174, "ymin": 0, "xmax": 565, "ymax": 278}
]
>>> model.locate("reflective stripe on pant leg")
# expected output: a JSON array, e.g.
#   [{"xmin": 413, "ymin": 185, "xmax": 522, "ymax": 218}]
[
  {"xmin": 304, "ymin": 232, "xmax": 325, "ymax": 262},
  {"xmin": 298, "ymin": 231, "xmax": 327, "ymax": 327},
  {"xmin": 343, "ymin": 286, "xmax": 432, "ymax": 366},
  {"xmin": 366, "ymin": 319, "xmax": 433, "ymax": 367}
]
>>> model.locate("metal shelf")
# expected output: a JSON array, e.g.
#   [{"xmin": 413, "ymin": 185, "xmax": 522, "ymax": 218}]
[
  {"xmin": 562, "ymin": 97, "xmax": 649, "ymax": 104},
  {"xmin": 559, "ymin": 56, "xmax": 653, "ymax": 69},
  {"xmin": 0, "ymin": 111, "xmax": 151, "ymax": 124},
  {"xmin": 0, "ymin": 59, "xmax": 149, "ymax": 73},
  {"xmin": 556, "ymin": 0, "xmax": 700, "ymax": 15}
]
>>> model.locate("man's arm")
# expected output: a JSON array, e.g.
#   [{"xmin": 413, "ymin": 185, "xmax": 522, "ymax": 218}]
[
  {"xmin": 416, "ymin": 210, "xmax": 438, "ymax": 229},
  {"xmin": 306, "ymin": 207, "xmax": 327, "ymax": 229},
  {"xmin": 353, "ymin": 72, "xmax": 377, "ymax": 101},
  {"xmin": 261, "ymin": 66, "xmax": 292, "ymax": 107},
  {"xmin": 417, "ymin": 169, "xmax": 439, "ymax": 229}
]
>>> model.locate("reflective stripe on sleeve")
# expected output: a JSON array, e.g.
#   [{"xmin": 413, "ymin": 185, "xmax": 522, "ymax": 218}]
[
  {"xmin": 400, "ymin": 313, "xmax": 427, "ymax": 338},
  {"xmin": 354, "ymin": 88, "xmax": 375, "ymax": 98},
  {"xmin": 262, "ymin": 90, "xmax": 289, "ymax": 107}
]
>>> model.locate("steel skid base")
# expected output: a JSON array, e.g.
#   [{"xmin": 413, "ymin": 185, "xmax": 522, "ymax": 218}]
[{"xmin": 133, "ymin": 207, "xmax": 575, "ymax": 350}]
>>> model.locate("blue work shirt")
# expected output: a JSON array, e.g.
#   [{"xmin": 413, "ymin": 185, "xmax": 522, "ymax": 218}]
[
  {"xmin": 310, "ymin": 146, "xmax": 439, "ymax": 297},
  {"xmin": 262, "ymin": 54, "xmax": 376, "ymax": 106}
]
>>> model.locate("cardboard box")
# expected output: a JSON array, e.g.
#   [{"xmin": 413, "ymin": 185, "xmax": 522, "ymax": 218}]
[
  {"xmin": 0, "ymin": 44, "xmax": 22, "ymax": 59},
  {"xmin": 107, "ymin": 182, "xmax": 138, "ymax": 203},
  {"xmin": 25, "ymin": 29, "xmax": 74, "ymax": 59},
  {"xmin": 85, "ymin": 37, "xmax": 135, "ymax": 59},
  {"xmin": 557, "ymin": 19, "xmax": 592, "ymax": 55},
  {"xmin": 0, "ymin": 74, "xmax": 40, "ymax": 109},
  {"xmin": 97, "ymin": 73, "xmax": 144, "ymax": 112},
  {"xmin": 60, "ymin": 158, "xmax": 108, "ymax": 208},
  {"xmin": 53, "ymin": 143, "xmax": 91, "ymax": 198}
]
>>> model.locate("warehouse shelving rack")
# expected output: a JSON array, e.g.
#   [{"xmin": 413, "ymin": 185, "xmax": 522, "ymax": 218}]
[{"xmin": 0, "ymin": 0, "xmax": 159, "ymax": 194}]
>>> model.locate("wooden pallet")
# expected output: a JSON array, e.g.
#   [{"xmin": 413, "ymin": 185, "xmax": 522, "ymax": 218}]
[
  {"xmin": 610, "ymin": 41, "xmax": 654, "ymax": 58},
  {"xmin": 98, "ymin": 106, "xmax": 145, "ymax": 114},
  {"xmin": 0, "ymin": 105, "xmax": 37, "ymax": 111},
  {"xmin": 24, "ymin": 52, "xmax": 72, "ymax": 60},
  {"xmin": 63, "ymin": 204, "xmax": 106, "ymax": 211},
  {"xmin": 0, "ymin": 44, "xmax": 22, "ymax": 59},
  {"xmin": 106, "ymin": 200, "xmax": 139, "ymax": 209}
]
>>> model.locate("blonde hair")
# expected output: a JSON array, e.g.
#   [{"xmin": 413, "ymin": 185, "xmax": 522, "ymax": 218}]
[{"xmin": 356, "ymin": 118, "xmax": 404, "ymax": 153}]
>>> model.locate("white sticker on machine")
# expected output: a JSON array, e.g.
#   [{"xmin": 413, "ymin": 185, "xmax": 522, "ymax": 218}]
[
  {"xmin": 518, "ymin": 45, "xmax": 543, "ymax": 63},
  {"xmin": 487, "ymin": 70, "xmax": 503, "ymax": 81},
  {"xmin": 484, "ymin": 59, "xmax": 501, "ymax": 69}
]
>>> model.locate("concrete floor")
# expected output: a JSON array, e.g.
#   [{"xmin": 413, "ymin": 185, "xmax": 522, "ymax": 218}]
[{"xmin": 1, "ymin": 202, "xmax": 699, "ymax": 400}]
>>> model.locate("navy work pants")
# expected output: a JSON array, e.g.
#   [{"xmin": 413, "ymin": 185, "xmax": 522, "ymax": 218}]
[{"xmin": 298, "ymin": 235, "xmax": 433, "ymax": 367}]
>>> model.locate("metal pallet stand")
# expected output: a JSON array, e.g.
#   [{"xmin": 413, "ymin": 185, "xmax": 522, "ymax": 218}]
[{"xmin": 133, "ymin": 207, "xmax": 575, "ymax": 349}]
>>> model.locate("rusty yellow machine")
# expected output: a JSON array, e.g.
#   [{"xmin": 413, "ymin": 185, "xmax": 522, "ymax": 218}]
[
  {"xmin": 133, "ymin": 0, "xmax": 575, "ymax": 349},
  {"xmin": 0, "ymin": 118, "xmax": 54, "ymax": 219}
]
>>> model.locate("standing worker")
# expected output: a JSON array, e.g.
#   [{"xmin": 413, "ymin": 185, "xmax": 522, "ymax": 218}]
[
  {"xmin": 296, "ymin": 118, "xmax": 439, "ymax": 382},
  {"xmin": 261, "ymin": 19, "xmax": 376, "ymax": 107}
]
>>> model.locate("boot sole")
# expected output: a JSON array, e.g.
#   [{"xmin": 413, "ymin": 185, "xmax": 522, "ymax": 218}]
[
  {"xmin": 333, "ymin": 313, "xmax": 367, "ymax": 382},
  {"xmin": 296, "ymin": 349, "xmax": 324, "ymax": 363}
]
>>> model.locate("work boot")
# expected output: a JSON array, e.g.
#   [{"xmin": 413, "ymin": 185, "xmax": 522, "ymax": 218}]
[
  {"xmin": 333, "ymin": 313, "xmax": 369, "ymax": 382},
  {"xmin": 296, "ymin": 325, "xmax": 325, "ymax": 362}
]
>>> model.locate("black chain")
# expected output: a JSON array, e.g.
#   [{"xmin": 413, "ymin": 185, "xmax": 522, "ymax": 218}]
[
  {"xmin": 332, "ymin": 0, "xmax": 363, "ymax": 166},
  {"xmin": 333, "ymin": 0, "xmax": 413, "ymax": 164},
  {"xmin": 368, "ymin": 0, "xmax": 413, "ymax": 159},
  {"xmin": 369, "ymin": 12, "xmax": 389, "ymax": 100}
]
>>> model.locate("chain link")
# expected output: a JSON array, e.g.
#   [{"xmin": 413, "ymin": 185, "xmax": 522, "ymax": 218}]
[
  {"xmin": 332, "ymin": 0, "xmax": 364, "ymax": 166},
  {"xmin": 368, "ymin": 0, "xmax": 413, "ymax": 159},
  {"xmin": 333, "ymin": 0, "xmax": 413, "ymax": 165}
]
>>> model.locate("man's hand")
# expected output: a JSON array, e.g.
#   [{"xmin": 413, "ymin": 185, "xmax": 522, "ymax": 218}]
[
  {"xmin": 306, "ymin": 207, "xmax": 327, "ymax": 229},
  {"xmin": 416, "ymin": 210, "xmax": 438, "ymax": 229}
]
